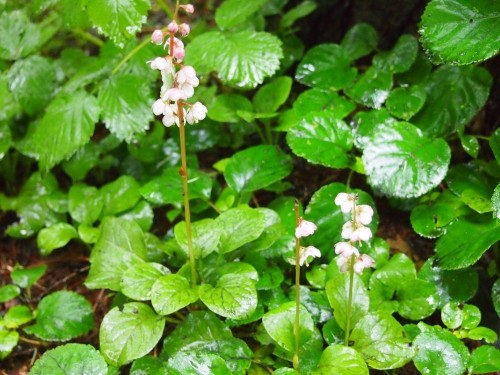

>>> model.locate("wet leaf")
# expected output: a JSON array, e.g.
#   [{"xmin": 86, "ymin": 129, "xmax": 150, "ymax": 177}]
[
  {"xmin": 468, "ymin": 345, "xmax": 500, "ymax": 374},
  {"xmin": 11, "ymin": 264, "xmax": 47, "ymax": 289},
  {"xmin": 253, "ymin": 76, "xmax": 292, "ymax": 114},
  {"xmin": 208, "ymin": 94, "xmax": 253, "ymax": 123},
  {"xmin": 345, "ymin": 67, "xmax": 392, "ymax": 109},
  {"xmin": 37, "ymin": 223, "xmax": 78, "ymax": 256},
  {"xmin": 175, "ymin": 218, "xmax": 221, "ymax": 259},
  {"xmin": 315, "ymin": 344, "xmax": 369, "ymax": 375},
  {"xmin": 461, "ymin": 304, "xmax": 481, "ymax": 330},
  {"xmin": 4, "ymin": 305, "xmax": 33, "ymax": 329},
  {"xmin": 215, "ymin": 0, "xmax": 267, "ymax": 29},
  {"xmin": 373, "ymin": 34, "xmax": 418, "ymax": 73},
  {"xmin": 121, "ymin": 262, "xmax": 170, "ymax": 301},
  {"xmin": 0, "ymin": 330, "xmax": 19, "ymax": 360},
  {"xmin": 386, "ymin": 85, "xmax": 426, "ymax": 120},
  {"xmin": 293, "ymin": 88, "xmax": 356, "ymax": 120},
  {"xmin": 100, "ymin": 175, "xmax": 141, "ymax": 217},
  {"xmin": 341, "ymin": 23, "xmax": 378, "ymax": 61},
  {"xmin": 396, "ymin": 279, "xmax": 438, "ymax": 320},
  {"xmin": 130, "ymin": 356, "xmax": 167, "ymax": 375},
  {"xmin": 68, "ymin": 184, "xmax": 103, "ymax": 224},
  {"xmin": 492, "ymin": 279, "xmax": 500, "ymax": 318},
  {"xmin": 0, "ymin": 11, "xmax": 42, "ymax": 60}
]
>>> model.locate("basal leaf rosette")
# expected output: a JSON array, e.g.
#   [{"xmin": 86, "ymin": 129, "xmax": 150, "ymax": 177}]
[{"xmin": 362, "ymin": 122, "xmax": 450, "ymax": 198}]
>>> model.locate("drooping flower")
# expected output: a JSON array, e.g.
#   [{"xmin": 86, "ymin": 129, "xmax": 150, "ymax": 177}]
[
  {"xmin": 176, "ymin": 66, "xmax": 199, "ymax": 87},
  {"xmin": 180, "ymin": 3, "xmax": 194, "ymax": 13},
  {"xmin": 186, "ymin": 102, "xmax": 208, "ymax": 124},
  {"xmin": 299, "ymin": 246, "xmax": 321, "ymax": 266},
  {"xmin": 341, "ymin": 221, "xmax": 372, "ymax": 242},
  {"xmin": 149, "ymin": 57, "xmax": 169, "ymax": 70},
  {"xmin": 334, "ymin": 242, "xmax": 359, "ymax": 257},
  {"xmin": 179, "ymin": 23, "xmax": 190, "ymax": 37},
  {"xmin": 355, "ymin": 205, "xmax": 374, "ymax": 225},
  {"xmin": 336, "ymin": 254, "xmax": 350, "ymax": 273},
  {"xmin": 295, "ymin": 218, "xmax": 317, "ymax": 238},
  {"xmin": 152, "ymin": 99, "xmax": 166, "ymax": 116},
  {"xmin": 151, "ymin": 29, "xmax": 164, "ymax": 44},
  {"xmin": 353, "ymin": 254, "xmax": 374, "ymax": 273},
  {"xmin": 167, "ymin": 21, "xmax": 179, "ymax": 33},
  {"xmin": 334, "ymin": 193, "xmax": 357, "ymax": 214}
]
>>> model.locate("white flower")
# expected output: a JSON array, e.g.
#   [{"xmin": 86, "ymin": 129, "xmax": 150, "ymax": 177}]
[
  {"xmin": 176, "ymin": 66, "xmax": 199, "ymax": 87},
  {"xmin": 186, "ymin": 102, "xmax": 207, "ymax": 124},
  {"xmin": 353, "ymin": 254, "xmax": 374, "ymax": 273},
  {"xmin": 299, "ymin": 246, "xmax": 321, "ymax": 266},
  {"xmin": 178, "ymin": 83, "xmax": 194, "ymax": 99},
  {"xmin": 163, "ymin": 87, "xmax": 184, "ymax": 101},
  {"xmin": 341, "ymin": 221, "xmax": 372, "ymax": 242},
  {"xmin": 334, "ymin": 193, "xmax": 357, "ymax": 214},
  {"xmin": 295, "ymin": 218, "xmax": 317, "ymax": 238},
  {"xmin": 334, "ymin": 242, "xmax": 359, "ymax": 257},
  {"xmin": 149, "ymin": 57, "xmax": 169, "ymax": 70},
  {"xmin": 355, "ymin": 205, "xmax": 374, "ymax": 225},
  {"xmin": 162, "ymin": 113, "xmax": 175, "ymax": 127},
  {"xmin": 336, "ymin": 255, "xmax": 350, "ymax": 273},
  {"xmin": 152, "ymin": 99, "xmax": 165, "ymax": 116}
]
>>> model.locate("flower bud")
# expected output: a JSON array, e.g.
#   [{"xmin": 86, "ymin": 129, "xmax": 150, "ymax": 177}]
[
  {"xmin": 179, "ymin": 23, "xmax": 190, "ymax": 37},
  {"xmin": 173, "ymin": 46, "xmax": 185, "ymax": 61},
  {"xmin": 151, "ymin": 29, "xmax": 164, "ymax": 44},
  {"xmin": 181, "ymin": 4, "xmax": 194, "ymax": 13},
  {"xmin": 167, "ymin": 21, "xmax": 179, "ymax": 34}
]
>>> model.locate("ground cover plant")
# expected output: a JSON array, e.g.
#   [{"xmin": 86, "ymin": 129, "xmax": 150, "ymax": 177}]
[{"xmin": 0, "ymin": 0, "xmax": 499, "ymax": 373}]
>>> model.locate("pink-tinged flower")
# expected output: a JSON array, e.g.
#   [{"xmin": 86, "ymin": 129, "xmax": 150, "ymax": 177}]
[
  {"xmin": 334, "ymin": 242, "xmax": 359, "ymax": 257},
  {"xmin": 167, "ymin": 21, "xmax": 179, "ymax": 33},
  {"xmin": 341, "ymin": 221, "xmax": 372, "ymax": 242},
  {"xmin": 295, "ymin": 218, "xmax": 317, "ymax": 238},
  {"xmin": 334, "ymin": 193, "xmax": 357, "ymax": 214},
  {"xmin": 299, "ymin": 246, "xmax": 321, "ymax": 266},
  {"xmin": 181, "ymin": 4, "xmax": 194, "ymax": 13},
  {"xmin": 173, "ymin": 46, "xmax": 185, "ymax": 61},
  {"xmin": 162, "ymin": 114, "xmax": 175, "ymax": 127},
  {"xmin": 176, "ymin": 66, "xmax": 199, "ymax": 87},
  {"xmin": 186, "ymin": 102, "xmax": 207, "ymax": 124},
  {"xmin": 152, "ymin": 99, "xmax": 166, "ymax": 116},
  {"xmin": 355, "ymin": 205, "xmax": 374, "ymax": 225},
  {"xmin": 151, "ymin": 29, "xmax": 164, "ymax": 44},
  {"xmin": 148, "ymin": 57, "xmax": 169, "ymax": 70},
  {"xmin": 179, "ymin": 23, "xmax": 190, "ymax": 37},
  {"xmin": 336, "ymin": 255, "xmax": 350, "ymax": 273},
  {"xmin": 163, "ymin": 87, "xmax": 184, "ymax": 101},
  {"xmin": 353, "ymin": 254, "xmax": 374, "ymax": 273}
]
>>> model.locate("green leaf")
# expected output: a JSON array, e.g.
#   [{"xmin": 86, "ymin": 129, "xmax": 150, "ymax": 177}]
[
  {"xmin": 314, "ymin": 344, "xmax": 369, "ymax": 375},
  {"xmin": 396, "ymin": 279, "xmax": 438, "ymax": 320},
  {"xmin": 224, "ymin": 145, "xmax": 292, "ymax": 193},
  {"xmin": 100, "ymin": 302, "xmax": 165, "ymax": 367},
  {"xmin": 362, "ymin": 121, "xmax": 451, "ymax": 198},
  {"xmin": 418, "ymin": 258, "xmax": 478, "ymax": 308},
  {"xmin": 36, "ymin": 223, "xmax": 78, "ymax": 256},
  {"xmin": 325, "ymin": 273, "xmax": 369, "ymax": 331},
  {"xmin": 100, "ymin": 175, "xmax": 141, "ymax": 217},
  {"xmin": 262, "ymin": 301, "xmax": 315, "ymax": 353},
  {"xmin": 412, "ymin": 66, "xmax": 492, "ymax": 137},
  {"xmin": 458, "ymin": 131, "xmax": 479, "ymax": 159},
  {"xmin": 24, "ymin": 291, "xmax": 94, "ymax": 341},
  {"xmin": 419, "ymin": 0, "xmax": 500, "ymax": 65},
  {"xmin": 86, "ymin": 217, "xmax": 148, "ymax": 291},
  {"xmin": 353, "ymin": 108, "xmax": 397, "ymax": 150},
  {"xmin": 200, "ymin": 273, "xmax": 257, "ymax": 319},
  {"xmin": 7, "ymin": 55, "xmax": 55, "ymax": 116},
  {"xmin": 295, "ymin": 44, "xmax": 357, "ymax": 90},
  {"xmin": 215, "ymin": 0, "xmax": 267, "ymax": 29},
  {"xmin": 215, "ymin": 206, "xmax": 266, "ymax": 254},
  {"xmin": 31, "ymin": 91, "xmax": 100, "ymax": 171},
  {"xmin": 11, "ymin": 264, "xmax": 47, "ymax": 289},
  {"xmin": 68, "ymin": 184, "xmax": 103, "ymax": 224},
  {"xmin": 341, "ymin": 23, "xmax": 378, "ymax": 61},
  {"xmin": 175, "ymin": 219, "xmax": 221, "ymax": 259},
  {"xmin": 435, "ymin": 216, "xmax": 500, "ymax": 269},
  {"xmin": 462, "ymin": 304, "xmax": 481, "ymax": 329},
  {"xmin": 351, "ymin": 312, "xmax": 413, "ymax": 369},
  {"xmin": 369, "ymin": 253, "xmax": 416, "ymax": 301},
  {"xmin": 0, "ymin": 330, "xmax": 19, "ymax": 360},
  {"xmin": 121, "ymin": 262, "xmax": 170, "ymax": 301},
  {"xmin": 489, "ymin": 127, "xmax": 500, "ymax": 163},
  {"xmin": 413, "ymin": 325, "xmax": 469, "ymax": 375},
  {"xmin": 130, "ymin": 356, "xmax": 167, "ymax": 375},
  {"xmin": 386, "ymin": 85, "xmax": 426, "ymax": 120},
  {"xmin": 441, "ymin": 302, "xmax": 463, "ymax": 329},
  {"xmin": 280, "ymin": 1, "xmax": 317, "ymax": 29},
  {"xmin": 492, "ymin": 279, "xmax": 500, "ymax": 318},
  {"xmin": 287, "ymin": 112, "xmax": 353, "ymax": 169},
  {"xmin": 0, "ymin": 285, "xmax": 20, "ymax": 303},
  {"xmin": 492, "ymin": 184, "xmax": 500, "ymax": 219},
  {"xmin": 293, "ymin": 88, "xmax": 355, "ymax": 120},
  {"xmin": 373, "ymin": 34, "xmax": 418, "ymax": 73},
  {"xmin": 4, "ymin": 305, "xmax": 33, "ymax": 328},
  {"xmin": 468, "ymin": 345, "xmax": 500, "ymax": 374},
  {"xmin": 467, "ymin": 327, "xmax": 498, "ymax": 343},
  {"xmin": 30, "ymin": 344, "xmax": 107, "ymax": 375},
  {"xmin": 345, "ymin": 67, "xmax": 392, "ymax": 109},
  {"xmin": 186, "ymin": 30, "xmax": 282, "ymax": 89},
  {"xmin": 0, "ymin": 11, "xmax": 42, "ymax": 60},
  {"xmin": 0, "ymin": 123, "xmax": 13, "ymax": 159},
  {"xmin": 151, "ymin": 274, "xmax": 199, "ymax": 315},
  {"xmin": 85, "ymin": 0, "xmax": 150, "ymax": 47},
  {"xmin": 208, "ymin": 94, "xmax": 253, "ymax": 123},
  {"xmin": 167, "ymin": 352, "xmax": 231, "ymax": 374},
  {"xmin": 98, "ymin": 74, "xmax": 153, "ymax": 142},
  {"xmin": 253, "ymin": 76, "xmax": 292, "ymax": 114}
]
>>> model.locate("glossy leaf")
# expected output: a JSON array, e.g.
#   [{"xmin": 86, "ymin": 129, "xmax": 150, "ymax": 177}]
[
  {"xmin": 370, "ymin": 253, "xmax": 416, "ymax": 301},
  {"xmin": 467, "ymin": 327, "xmax": 498, "ymax": 343},
  {"xmin": 200, "ymin": 273, "xmax": 257, "ymax": 319},
  {"xmin": 490, "ymin": 127, "xmax": 500, "ymax": 163},
  {"xmin": 86, "ymin": 217, "xmax": 148, "ymax": 291},
  {"xmin": 85, "ymin": 0, "xmax": 150, "ymax": 47},
  {"xmin": 253, "ymin": 76, "xmax": 292, "ymax": 114},
  {"xmin": 362, "ymin": 122, "xmax": 451, "ymax": 198},
  {"xmin": 315, "ymin": 344, "xmax": 369, "ymax": 375},
  {"xmin": 121, "ymin": 262, "xmax": 170, "ymax": 301},
  {"xmin": 24, "ymin": 291, "xmax": 94, "ymax": 341},
  {"xmin": 215, "ymin": 0, "xmax": 267, "ymax": 29},
  {"xmin": 68, "ymin": 184, "xmax": 103, "ymax": 224},
  {"xmin": 0, "ymin": 124, "xmax": 12, "ymax": 160},
  {"xmin": 208, "ymin": 94, "xmax": 253, "ymax": 123},
  {"xmin": 419, "ymin": 0, "xmax": 500, "ymax": 65},
  {"xmin": 353, "ymin": 108, "xmax": 397, "ymax": 150},
  {"xmin": 293, "ymin": 88, "xmax": 356, "ymax": 120},
  {"xmin": 262, "ymin": 301, "xmax": 315, "ymax": 353},
  {"xmin": 37, "ymin": 223, "xmax": 78, "ymax": 255},
  {"xmin": 413, "ymin": 326, "xmax": 469, "ymax": 375},
  {"xmin": 0, "ymin": 285, "xmax": 20, "ymax": 303},
  {"xmin": 280, "ymin": 1, "xmax": 317, "ymax": 29},
  {"xmin": 224, "ymin": 145, "xmax": 292, "ymax": 193},
  {"xmin": 4, "ymin": 305, "xmax": 33, "ymax": 328},
  {"xmin": 30, "ymin": 344, "xmax": 107, "ymax": 375},
  {"xmin": 461, "ymin": 304, "xmax": 481, "ymax": 329},
  {"xmin": 0, "ymin": 330, "xmax": 19, "ymax": 360},
  {"xmin": 100, "ymin": 175, "xmax": 141, "ymax": 217},
  {"xmin": 386, "ymin": 85, "xmax": 426, "ymax": 120},
  {"xmin": 295, "ymin": 44, "xmax": 357, "ymax": 90},
  {"xmin": 100, "ymin": 302, "xmax": 165, "ymax": 367},
  {"xmin": 325, "ymin": 273, "xmax": 369, "ymax": 331},
  {"xmin": 351, "ymin": 312, "xmax": 413, "ymax": 369},
  {"xmin": 0, "ymin": 11, "xmax": 42, "ymax": 60},
  {"xmin": 373, "ymin": 34, "xmax": 418, "ymax": 73},
  {"xmin": 441, "ymin": 302, "xmax": 463, "ymax": 329},
  {"xmin": 435, "ymin": 216, "xmax": 500, "ymax": 269},
  {"xmin": 287, "ymin": 112, "xmax": 354, "ymax": 168},
  {"xmin": 186, "ymin": 30, "xmax": 282, "ymax": 88},
  {"xmin": 175, "ymin": 219, "xmax": 221, "ymax": 259},
  {"xmin": 458, "ymin": 131, "xmax": 479, "ymax": 159},
  {"xmin": 468, "ymin": 345, "xmax": 500, "ymax": 374},
  {"xmin": 346, "ymin": 67, "xmax": 392, "ymax": 109},
  {"xmin": 341, "ymin": 23, "xmax": 378, "ymax": 61},
  {"xmin": 151, "ymin": 274, "xmax": 199, "ymax": 315},
  {"xmin": 396, "ymin": 279, "xmax": 438, "ymax": 320},
  {"xmin": 167, "ymin": 352, "xmax": 231, "ymax": 374},
  {"xmin": 11, "ymin": 264, "xmax": 47, "ymax": 289},
  {"xmin": 30, "ymin": 91, "xmax": 100, "ymax": 171},
  {"xmin": 412, "ymin": 66, "xmax": 492, "ymax": 137},
  {"xmin": 492, "ymin": 184, "xmax": 500, "ymax": 219},
  {"xmin": 130, "ymin": 356, "xmax": 167, "ymax": 375}
]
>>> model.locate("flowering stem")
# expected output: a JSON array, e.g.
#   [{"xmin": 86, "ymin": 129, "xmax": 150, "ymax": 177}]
[
  {"xmin": 344, "ymin": 253, "xmax": 355, "ymax": 346},
  {"xmin": 177, "ymin": 99, "xmax": 197, "ymax": 288},
  {"xmin": 293, "ymin": 201, "xmax": 301, "ymax": 370}
]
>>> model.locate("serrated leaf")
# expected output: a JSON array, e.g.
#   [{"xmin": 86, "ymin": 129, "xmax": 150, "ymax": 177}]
[
  {"xmin": 175, "ymin": 219, "xmax": 221, "ymax": 259},
  {"xmin": 86, "ymin": 217, "xmax": 148, "ymax": 291},
  {"xmin": 373, "ymin": 34, "xmax": 418, "ymax": 73},
  {"xmin": 85, "ymin": 0, "xmax": 150, "ymax": 47},
  {"xmin": 287, "ymin": 112, "xmax": 353, "ymax": 168},
  {"xmin": 100, "ymin": 302, "xmax": 165, "ymax": 367},
  {"xmin": 98, "ymin": 74, "xmax": 153, "ymax": 142},
  {"xmin": 59, "ymin": 0, "xmax": 90, "ymax": 29},
  {"xmin": 30, "ymin": 344, "xmax": 107, "ymax": 375},
  {"xmin": 215, "ymin": 0, "xmax": 267, "ymax": 29},
  {"xmin": 151, "ymin": 274, "xmax": 199, "ymax": 315},
  {"xmin": 37, "ymin": 223, "xmax": 78, "ymax": 256},
  {"xmin": 419, "ymin": 0, "xmax": 500, "ymax": 65},
  {"xmin": 468, "ymin": 345, "xmax": 500, "ymax": 374},
  {"xmin": 362, "ymin": 122, "xmax": 450, "ymax": 198},
  {"xmin": 413, "ymin": 326, "xmax": 469, "ymax": 375},
  {"xmin": 7, "ymin": 55, "xmax": 55, "ymax": 116},
  {"xmin": 386, "ymin": 85, "xmax": 426, "ymax": 120},
  {"xmin": 186, "ymin": 30, "xmax": 282, "ymax": 89},
  {"xmin": 295, "ymin": 44, "xmax": 357, "ymax": 90},
  {"xmin": 24, "ymin": 291, "xmax": 94, "ymax": 341},
  {"xmin": 199, "ymin": 273, "xmax": 257, "ymax": 319},
  {"xmin": 253, "ymin": 76, "xmax": 292, "ymax": 114},
  {"xmin": 224, "ymin": 145, "xmax": 292, "ymax": 193},
  {"xmin": 345, "ymin": 66, "xmax": 392, "ymax": 109},
  {"xmin": 315, "ymin": 344, "xmax": 369, "ymax": 375},
  {"xmin": 435, "ymin": 216, "xmax": 500, "ymax": 269},
  {"xmin": 0, "ymin": 11, "xmax": 42, "ymax": 60},
  {"xmin": 30, "ymin": 91, "xmax": 100, "ymax": 171},
  {"xmin": 412, "ymin": 66, "xmax": 492, "ymax": 137},
  {"xmin": 121, "ymin": 262, "xmax": 170, "ymax": 301},
  {"xmin": 341, "ymin": 23, "xmax": 378, "ymax": 61}
]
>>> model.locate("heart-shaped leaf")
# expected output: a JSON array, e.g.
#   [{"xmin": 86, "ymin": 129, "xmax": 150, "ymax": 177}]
[
  {"xmin": 175, "ymin": 218, "xmax": 221, "ymax": 259},
  {"xmin": 121, "ymin": 262, "xmax": 170, "ymax": 301},
  {"xmin": 151, "ymin": 274, "xmax": 199, "ymax": 315},
  {"xmin": 386, "ymin": 85, "xmax": 426, "ymax": 120},
  {"xmin": 315, "ymin": 344, "xmax": 369, "ymax": 374},
  {"xmin": 346, "ymin": 67, "xmax": 392, "ymax": 109},
  {"xmin": 293, "ymin": 88, "xmax": 356, "ymax": 120}
]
